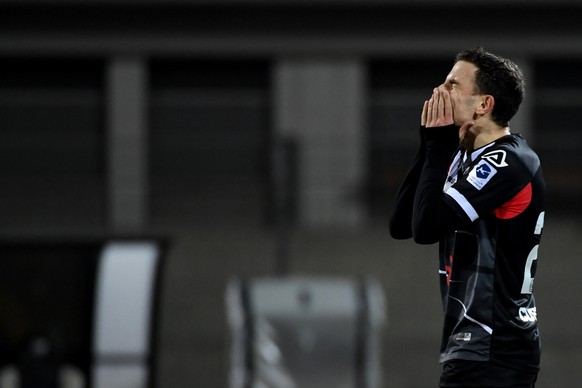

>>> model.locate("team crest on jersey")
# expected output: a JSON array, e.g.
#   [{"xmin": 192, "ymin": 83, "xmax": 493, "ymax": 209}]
[
  {"xmin": 467, "ymin": 160, "xmax": 497, "ymax": 190},
  {"xmin": 482, "ymin": 150, "xmax": 508, "ymax": 167}
]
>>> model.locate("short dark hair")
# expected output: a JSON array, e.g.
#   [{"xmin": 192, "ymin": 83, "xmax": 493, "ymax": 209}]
[{"xmin": 456, "ymin": 47, "xmax": 525, "ymax": 127}]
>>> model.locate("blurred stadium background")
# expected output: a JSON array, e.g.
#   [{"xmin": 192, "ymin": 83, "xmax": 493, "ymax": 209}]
[{"xmin": 1, "ymin": 0, "xmax": 582, "ymax": 387}]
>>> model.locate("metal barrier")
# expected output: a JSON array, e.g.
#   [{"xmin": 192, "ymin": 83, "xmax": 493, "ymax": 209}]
[{"xmin": 226, "ymin": 276, "xmax": 386, "ymax": 388}]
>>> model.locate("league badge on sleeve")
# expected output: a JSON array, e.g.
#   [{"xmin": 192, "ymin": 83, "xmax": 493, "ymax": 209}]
[{"xmin": 467, "ymin": 160, "xmax": 497, "ymax": 190}]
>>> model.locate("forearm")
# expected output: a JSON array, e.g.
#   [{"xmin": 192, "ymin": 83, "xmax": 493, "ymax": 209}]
[
  {"xmin": 412, "ymin": 125, "xmax": 461, "ymax": 244},
  {"xmin": 389, "ymin": 127, "xmax": 426, "ymax": 239}
]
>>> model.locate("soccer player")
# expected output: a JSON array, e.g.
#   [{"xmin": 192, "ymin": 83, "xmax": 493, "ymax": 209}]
[{"xmin": 389, "ymin": 47, "xmax": 545, "ymax": 388}]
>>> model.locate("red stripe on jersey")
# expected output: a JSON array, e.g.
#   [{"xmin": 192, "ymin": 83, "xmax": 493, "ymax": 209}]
[{"xmin": 493, "ymin": 182, "xmax": 532, "ymax": 219}]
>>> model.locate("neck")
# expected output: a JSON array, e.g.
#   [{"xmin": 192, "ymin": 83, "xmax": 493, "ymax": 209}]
[{"xmin": 465, "ymin": 121, "xmax": 510, "ymax": 150}]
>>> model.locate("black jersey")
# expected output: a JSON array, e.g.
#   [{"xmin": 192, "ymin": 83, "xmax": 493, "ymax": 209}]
[
  {"xmin": 440, "ymin": 133, "xmax": 544, "ymax": 371},
  {"xmin": 390, "ymin": 125, "xmax": 545, "ymax": 373}
]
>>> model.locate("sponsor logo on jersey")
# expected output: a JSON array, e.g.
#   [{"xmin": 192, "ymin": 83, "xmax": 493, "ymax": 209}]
[
  {"xmin": 518, "ymin": 307, "xmax": 537, "ymax": 323},
  {"xmin": 482, "ymin": 150, "xmax": 509, "ymax": 167},
  {"xmin": 454, "ymin": 332, "xmax": 472, "ymax": 342},
  {"xmin": 467, "ymin": 160, "xmax": 497, "ymax": 190}
]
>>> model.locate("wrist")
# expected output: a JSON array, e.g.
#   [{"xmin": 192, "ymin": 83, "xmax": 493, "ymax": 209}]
[{"xmin": 421, "ymin": 124, "xmax": 459, "ymax": 149}]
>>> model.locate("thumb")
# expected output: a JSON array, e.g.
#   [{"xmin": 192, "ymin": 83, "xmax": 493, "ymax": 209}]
[{"xmin": 460, "ymin": 121, "xmax": 476, "ymax": 132}]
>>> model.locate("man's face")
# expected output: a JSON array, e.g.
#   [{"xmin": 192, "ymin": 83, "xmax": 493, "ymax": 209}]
[{"xmin": 441, "ymin": 60, "xmax": 480, "ymax": 147}]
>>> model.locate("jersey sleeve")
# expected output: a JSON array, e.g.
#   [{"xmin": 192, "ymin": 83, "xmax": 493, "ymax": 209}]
[
  {"xmin": 443, "ymin": 147, "xmax": 535, "ymax": 222},
  {"xmin": 389, "ymin": 126, "xmax": 427, "ymax": 239}
]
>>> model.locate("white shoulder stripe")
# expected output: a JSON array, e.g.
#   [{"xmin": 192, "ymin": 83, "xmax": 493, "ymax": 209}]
[{"xmin": 445, "ymin": 188, "xmax": 479, "ymax": 221}]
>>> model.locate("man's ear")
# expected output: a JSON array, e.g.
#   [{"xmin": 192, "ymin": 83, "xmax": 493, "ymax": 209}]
[{"xmin": 476, "ymin": 95, "xmax": 495, "ymax": 115}]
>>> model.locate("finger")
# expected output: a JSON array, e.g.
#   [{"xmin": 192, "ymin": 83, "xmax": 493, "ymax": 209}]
[
  {"xmin": 460, "ymin": 121, "xmax": 475, "ymax": 133},
  {"xmin": 429, "ymin": 91, "xmax": 438, "ymax": 127},
  {"xmin": 441, "ymin": 88, "xmax": 454, "ymax": 124},
  {"xmin": 421, "ymin": 100, "xmax": 428, "ymax": 126},
  {"xmin": 427, "ymin": 96, "xmax": 435, "ymax": 127},
  {"xmin": 436, "ymin": 89, "xmax": 444, "ymax": 120}
]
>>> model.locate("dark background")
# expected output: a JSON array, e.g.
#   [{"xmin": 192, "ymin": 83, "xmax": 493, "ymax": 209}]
[{"xmin": 0, "ymin": 1, "xmax": 580, "ymax": 386}]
